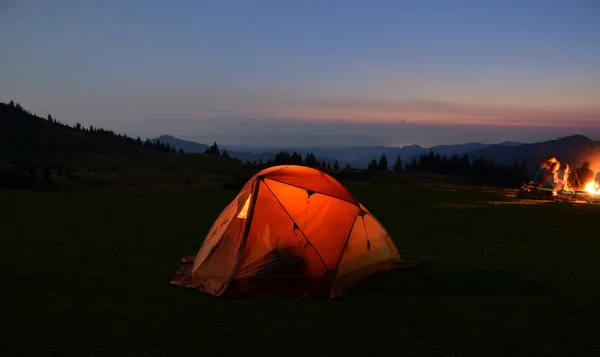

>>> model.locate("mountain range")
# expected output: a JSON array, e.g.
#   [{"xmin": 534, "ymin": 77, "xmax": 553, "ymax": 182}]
[
  {"xmin": 154, "ymin": 134, "xmax": 600, "ymax": 172},
  {"xmin": 2, "ymin": 100, "xmax": 599, "ymax": 180}
]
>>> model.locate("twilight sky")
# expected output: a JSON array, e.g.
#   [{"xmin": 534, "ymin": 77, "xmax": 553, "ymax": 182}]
[{"xmin": 1, "ymin": 0, "xmax": 599, "ymax": 147}]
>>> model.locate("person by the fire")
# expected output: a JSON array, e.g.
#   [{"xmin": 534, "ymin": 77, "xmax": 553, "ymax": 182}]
[
  {"xmin": 532, "ymin": 160, "xmax": 550, "ymax": 184},
  {"xmin": 541, "ymin": 161, "xmax": 562, "ymax": 189},
  {"xmin": 571, "ymin": 162, "xmax": 594, "ymax": 189},
  {"xmin": 557, "ymin": 164, "xmax": 570, "ymax": 191},
  {"xmin": 532, "ymin": 157, "xmax": 558, "ymax": 186}
]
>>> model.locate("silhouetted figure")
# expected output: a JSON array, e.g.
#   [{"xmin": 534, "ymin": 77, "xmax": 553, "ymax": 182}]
[{"xmin": 572, "ymin": 162, "xmax": 594, "ymax": 189}]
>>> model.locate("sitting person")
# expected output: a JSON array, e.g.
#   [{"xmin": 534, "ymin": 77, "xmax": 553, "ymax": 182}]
[
  {"xmin": 573, "ymin": 162, "xmax": 594, "ymax": 189},
  {"xmin": 532, "ymin": 157, "xmax": 557, "ymax": 185},
  {"xmin": 542, "ymin": 161, "xmax": 562, "ymax": 189},
  {"xmin": 556, "ymin": 164, "xmax": 570, "ymax": 191},
  {"xmin": 532, "ymin": 160, "xmax": 550, "ymax": 184}
]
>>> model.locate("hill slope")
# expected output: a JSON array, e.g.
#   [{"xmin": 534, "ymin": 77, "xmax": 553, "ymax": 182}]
[
  {"xmin": 469, "ymin": 135, "xmax": 600, "ymax": 171},
  {"xmin": 152, "ymin": 135, "xmax": 208, "ymax": 153},
  {"xmin": 0, "ymin": 102, "xmax": 250, "ymax": 189}
]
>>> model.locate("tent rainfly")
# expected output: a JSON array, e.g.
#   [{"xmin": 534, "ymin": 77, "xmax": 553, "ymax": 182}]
[{"xmin": 171, "ymin": 165, "xmax": 413, "ymax": 298}]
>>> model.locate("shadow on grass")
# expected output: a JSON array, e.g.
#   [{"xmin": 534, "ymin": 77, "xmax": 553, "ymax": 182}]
[{"xmin": 348, "ymin": 262, "xmax": 550, "ymax": 298}]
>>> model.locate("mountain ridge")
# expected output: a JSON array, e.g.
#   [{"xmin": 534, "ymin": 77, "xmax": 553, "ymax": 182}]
[
  {"xmin": 154, "ymin": 135, "xmax": 528, "ymax": 168},
  {"xmin": 154, "ymin": 134, "xmax": 600, "ymax": 172}
]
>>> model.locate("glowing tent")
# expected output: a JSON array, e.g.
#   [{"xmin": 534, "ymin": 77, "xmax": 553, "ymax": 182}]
[{"xmin": 171, "ymin": 165, "xmax": 410, "ymax": 298}]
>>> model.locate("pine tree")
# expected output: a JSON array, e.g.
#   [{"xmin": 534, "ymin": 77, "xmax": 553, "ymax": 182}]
[
  {"xmin": 304, "ymin": 153, "xmax": 318, "ymax": 167},
  {"xmin": 377, "ymin": 154, "xmax": 389, "ymax": 171},
  {"xmin": 333, "ymin": 160, "xmax": 339, "ymax": 171},
  {"xmin": 367, "ymin": 159, "xmax": 378, "ymax": 170},
  {"xmin": 393, "ymin": 155, "xmax": 403, "ymax": 173},
  {"xmin": 207, "ymin": 142, "xmax": 221, "ymax": 156}
]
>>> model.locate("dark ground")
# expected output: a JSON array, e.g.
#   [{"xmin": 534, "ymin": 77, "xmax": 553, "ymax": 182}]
[{"xmin": 2, "ymin": 185, "xmax": 599, "ymax": 356}]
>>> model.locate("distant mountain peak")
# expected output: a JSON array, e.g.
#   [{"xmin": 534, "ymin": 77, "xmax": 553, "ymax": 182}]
[{"xmin": 152, "ymin": 135, "xmax": 208, "ymax": 153}]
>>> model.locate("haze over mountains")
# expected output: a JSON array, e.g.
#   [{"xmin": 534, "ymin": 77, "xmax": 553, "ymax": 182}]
[
  {"xmin": 154, "ymin": 134, "xmax": 600, "ymax": 171},
  {"xmin": 2, "ymin": 98, "xmax": 599, "ymax": 178}
]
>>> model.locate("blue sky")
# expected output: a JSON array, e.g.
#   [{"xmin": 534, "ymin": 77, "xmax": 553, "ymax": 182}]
[{"xmin": 1, "ymin": 0, "xmax": 599, "ymax": 147}]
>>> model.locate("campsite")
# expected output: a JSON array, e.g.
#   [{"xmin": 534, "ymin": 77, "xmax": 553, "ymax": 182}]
[
  {"xmin": 2, "ymin": 177, "xmax": 600, "ymax": 356},
  {"xmin": 3, "ymin": 1, "xmax": 600, "ymax": 355}
]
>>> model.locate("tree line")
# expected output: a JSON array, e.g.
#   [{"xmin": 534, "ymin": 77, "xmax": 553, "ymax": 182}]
[
  {"xmin": 3, "ymin": 100, "xmax": 531, "ymax": 187},
  {"xmin": 204, "ymin": 143, "xmax": 343, "ymax": 171},
  {"xmin": 4, "ymin": 100, "xmax": 181, "ymax": 154},
  {"xmin": 366, "ymin": 151, "xmax": 530, "ymax": 186}
]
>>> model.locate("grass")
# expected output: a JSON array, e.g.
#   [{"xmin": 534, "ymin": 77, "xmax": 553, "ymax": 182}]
[{"xmin": 2, "ymin": 184, "xmax": 600, "ymax": 356}]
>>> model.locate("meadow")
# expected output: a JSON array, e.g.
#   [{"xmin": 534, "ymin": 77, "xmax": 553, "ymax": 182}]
[{"xmin": 2, "ymin": 184, "xmax": 599, "ymax": 356}]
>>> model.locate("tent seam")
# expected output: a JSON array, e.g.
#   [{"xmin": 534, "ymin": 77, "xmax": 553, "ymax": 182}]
[
  {"xmin": 330, "ymin": 213, "xmax": 361, "ymax": 277},
  {"xmin": 263, "ymin": 177, "xmax": 359, "ymax": 207},
  {"xmin": 222, "ymin": 178, "xmax": 262, "ymax": 291},
  {"xmin": 262, "ymin": 179, "xmax": 329, "ymax": 273}
]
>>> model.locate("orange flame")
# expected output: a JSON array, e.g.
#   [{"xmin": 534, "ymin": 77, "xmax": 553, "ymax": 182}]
[{"xmin": 584, "ymin": 182, "xmax": 600, "ymax": 195}]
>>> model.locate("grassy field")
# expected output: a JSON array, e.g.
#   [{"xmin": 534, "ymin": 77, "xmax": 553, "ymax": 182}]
[{"xmin": 2, "ymin": 184, "xmax": 599, "ymax": 356}]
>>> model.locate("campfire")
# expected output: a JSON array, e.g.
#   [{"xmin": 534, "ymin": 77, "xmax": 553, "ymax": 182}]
[
  {"xmin": 584, "ymin": 181, "xmax": 600, "ymax": 195},
  {"xmin": 517, "ymin": 157, "xmax": 600, "ymax": 203}
]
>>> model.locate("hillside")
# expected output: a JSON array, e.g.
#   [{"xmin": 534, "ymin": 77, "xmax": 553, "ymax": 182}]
[
  {"xmin": 0, "ymin": 102, "xmax": 251, "ymax": 190},
  {"xmin": 469, "ymin": 135, "xmax": 600, "ymax": 171},
  {"xmin": 152, "ymin": 135, "xmax": 208, "ymax": 153}
]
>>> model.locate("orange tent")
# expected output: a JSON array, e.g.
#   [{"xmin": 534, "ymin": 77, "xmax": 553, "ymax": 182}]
[{"xmin": 171, "ymin": 165, "xmax": 411, "ymax": 298}]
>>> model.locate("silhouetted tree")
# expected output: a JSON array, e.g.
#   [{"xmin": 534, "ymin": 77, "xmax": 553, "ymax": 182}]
[
  {"xmin": 367, "ymin": 159, "xmax": 378, "ymax": 170},
  {"xmin": 334, "ymin": 160, "xmax": 339, "ymax": 171},
  {"xmin": 393, "ymin": 155, "xmax": 403, "ymax": 173},
  {"xmin": 377, "ymin": 154, "xmax": 388, "ymax": 171},
  {"xmin": 304, "ymin": 153, "xmax": 318, "ymax": 167},
  {"xmin": 206, "ymin": 142, "xmax": 221, "ymax": 156}
]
